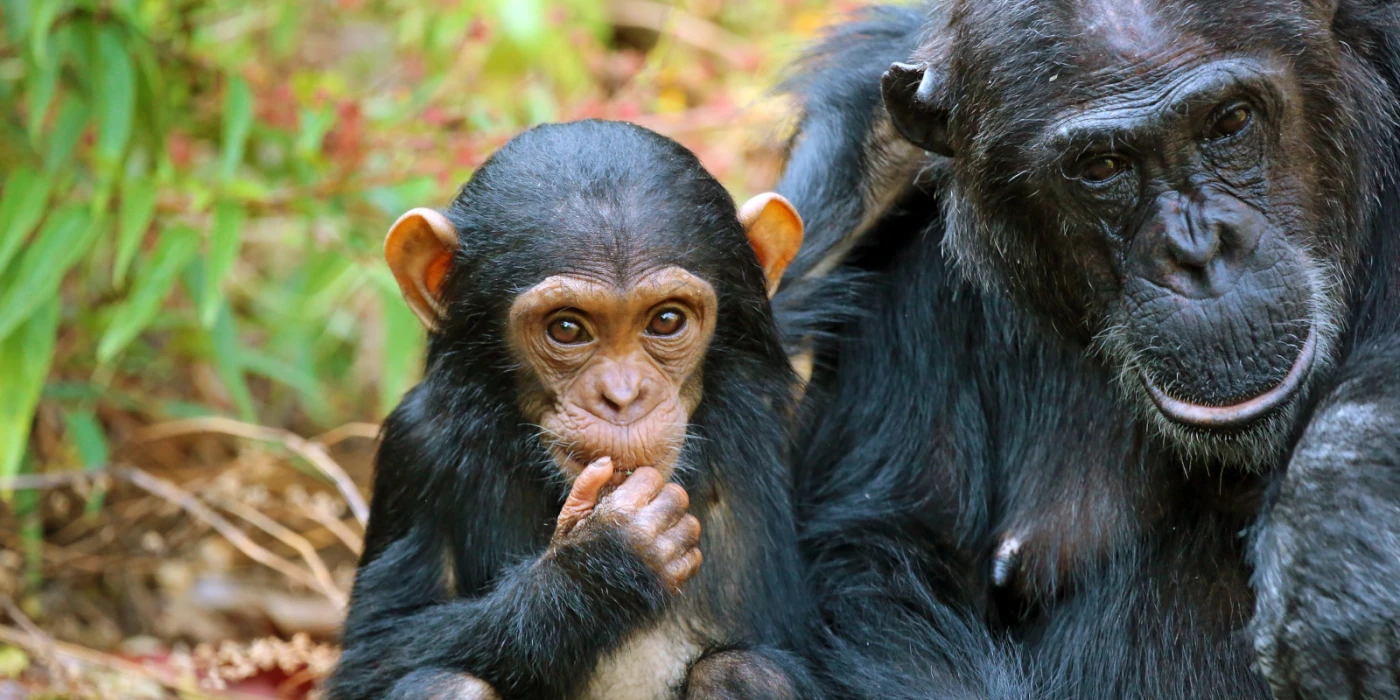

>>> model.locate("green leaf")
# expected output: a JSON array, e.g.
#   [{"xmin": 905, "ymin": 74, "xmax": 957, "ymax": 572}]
[
  {"xmin": 219, "ymin": 76, "xmax": 253, "ymax": 182},
  {"xmin": 98, "ymin": 225, "xmax": 198, "ymax": 364},
  {"xmin": 1, "ymin": 0, "xmax": 32, "ymax": 43},
  {"xmin": 113, "ymin": 179, "xmax": 158, "ymax": 284},
  {"xmin": 27, "ymin": 0, "xmax": 64, "ymax": 65},
  {"xmin": 130, "ymin": 38, "xmax": 168, "ymax": 157},
  {"xmin": 0, "ymin": 206, "xmax": 93, "ymax": 341},
  {"xmin": 25, "ymin": 44, "xmax": 61, "ymax": 143},
  {"xmin": 200, "ymin": 201, "xmax": 244, "ymax": 327},
  {"xmin": 0, "ymin": 168, "xmax": 54, "ymax": 275},
  {"xmin": 45, "ymin": 96, "xmax": 89, "ymax": 174},
  {"xmin": 207, "ymin": 303, "xmax": 258, "ymax": 421},
  {"xmin": 375, "ymin": 272, "xmax": 423, "ymax": 414},
  {"xmin": 94, "ymin": 25, "xmax": 136, "ymax": 170},
  {"xmin": 62, "ymin": 408, "xmax": 108, "ymax": 469},
  {"xmin": 182, "ymin": 262, "xmax": 257, "ymax": 422},
  {"xmin": 0, "ymin": 296, "xmax": 60, "ymax": 484}
]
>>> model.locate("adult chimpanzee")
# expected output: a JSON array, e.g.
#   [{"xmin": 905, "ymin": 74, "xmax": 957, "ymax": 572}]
[
  {"xmin": 324, "ymin": 120, "xmax": 817, "ymax": 700},
  {"xmin": 774, "ymin": 2, "xmax": 1400, "ymax": 698}
]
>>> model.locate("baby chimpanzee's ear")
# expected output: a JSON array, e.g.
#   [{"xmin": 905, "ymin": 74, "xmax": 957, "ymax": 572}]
[
  {"xmin": 384, "ymin": 208, "xmax": 459, "ymax": 330},
  {"xmin": 738, "ymin": 193, "xmax": 804, "ymax": 298}
]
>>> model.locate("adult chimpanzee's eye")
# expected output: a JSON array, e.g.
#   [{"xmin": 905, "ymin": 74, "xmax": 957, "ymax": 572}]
[
  {"xmin": 1080, "ymin": 155, "xmax": 1126, "ymax": 183},
  {"xmin": 1209, "ymin": 104, "xmax": 1253, "ymax": 139},
  {"xmin": 547, "ymin": 317, "xmax": 589, "ymax": 344},
  {"xmin": 647, "ymin": 309, "xmax": 686, "ymax": 336}
]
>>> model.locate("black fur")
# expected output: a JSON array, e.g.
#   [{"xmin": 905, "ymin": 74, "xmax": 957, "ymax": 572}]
[
  {"xmin": 326, "ymin": 120, "xmax": 819, "ymax": 700},
  {"xmin": 777, "ymin": 3, "xmax": 1400, "ymax": 699}
]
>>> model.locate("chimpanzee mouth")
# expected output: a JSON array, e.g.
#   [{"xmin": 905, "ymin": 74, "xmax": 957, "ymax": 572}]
[{"xmin": 1141, "ymin": 326, "xmax": 1317, "ymax": 430}]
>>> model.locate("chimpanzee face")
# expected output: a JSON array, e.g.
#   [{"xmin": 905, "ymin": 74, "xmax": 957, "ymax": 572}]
[
  {"xmin": 382, "ymin": 120, "xmax": 804, "ymax": 482},
  {"xmin": 884, "ymin": 0, "xmax": 1385, "ymax": 460},
  {"xmin": 507, "ymin": 265, "xmax": 717, "ymax": 479}
]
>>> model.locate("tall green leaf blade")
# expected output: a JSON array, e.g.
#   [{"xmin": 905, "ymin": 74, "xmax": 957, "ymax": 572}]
[
  {"xmin": 200, "ymin": 201, "xmax": 244, "ymax": 327},
  {"xmin": 0, "ymin": 296, "xmax": 60, "ymax": 484},
  {"xmin": 98, "ymin": 224, "xmax": 199, "ymax": 364},
  {"xmin": 0, "ymin": 206, "xmax": 92, "ymax": 341},
  {"xmin": 113, "ymin": 179, "xmax": 158, "ymax": 284},
  {"xmin": 62, "ymin": 408, "xmax": 108, "ymax": 468},
  {"xmin": 93, "ymin": 25, "xmax": 136, "ymax": 169},
  {"xmin": 207, "ymin": 303, "xmax": 258, "ymax": 421},
  {"xmin": 27, "ymin": 0, "xmax": 63, "ymax": 64},
  {"xmin": 0, "ymin": 168, "xmax": 53, "ymax": 274},
  {"xmin": 25, "ymin": 45, "xmax": 60, "ymax": 142},
  {"xmin": 219, "ymin": 76, "xmax": 253, "ymax": 181},
  {"xmin": 44, "ymin": 97, "xmax": 88, "ymax": 174},
  {"xmin": 63, "ymin": 407, "xmax": 109, "ymax": 512}
]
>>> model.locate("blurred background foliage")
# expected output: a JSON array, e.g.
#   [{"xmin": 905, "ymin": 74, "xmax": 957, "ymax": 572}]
[{"xmin": 0, "ymin": 0, "xmax": 857, "ymax": 696}]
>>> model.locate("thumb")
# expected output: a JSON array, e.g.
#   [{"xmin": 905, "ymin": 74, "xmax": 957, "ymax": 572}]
[{"xmin": 557, "ymin": 457, "xmax": 613, "ymax": 534}]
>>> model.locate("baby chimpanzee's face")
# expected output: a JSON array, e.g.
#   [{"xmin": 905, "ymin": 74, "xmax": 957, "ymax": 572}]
[{"xmin": 509, "ymin": 265, "xmax": 717, "ymax": 479}]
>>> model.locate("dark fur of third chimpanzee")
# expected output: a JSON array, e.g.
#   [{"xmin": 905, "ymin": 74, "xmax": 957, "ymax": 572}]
[
  {"xmin": 773, "ymin": 3, "xmax": 1400, "ymax": 700},
  {"xmin": 324, "ymin": 122, "xmax": 820, "ymax": 699}
]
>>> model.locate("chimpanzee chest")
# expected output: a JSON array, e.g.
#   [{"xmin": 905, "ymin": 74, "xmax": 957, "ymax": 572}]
[{"xmin": 579, "ymin": 613, "xmax": 703, "ymax": 700}]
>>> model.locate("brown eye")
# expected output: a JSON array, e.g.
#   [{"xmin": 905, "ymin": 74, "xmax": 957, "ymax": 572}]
[
  {"xmin": 1209, "ymin": 105, "xmax": 1252, "ymax": 139},
  {"xmin": 1080, "ymin": 155, "xmax": 1127, "ymax": 183},
  {"xmin": 647, "ymin": 309, "xmax": 686, "ymax": 336},
  {"xmin": 547, "ymin": 317, "xmax": 588, "ymax": 344}
]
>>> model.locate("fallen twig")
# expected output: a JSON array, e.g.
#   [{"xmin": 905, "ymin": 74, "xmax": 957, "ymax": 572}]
[
  {"xmin": 0, "ymin": 624, "xmax": 265, "ymax": 700},
  {"xmin": 213, "ymin": 496, "xmax": 343, "ymax": 605},
  {"xmin": 133, "ymin": 417, "xmax": 369, "ymax": 527},
  {"xmin": 114, "ymin": 466, "xmax": 348, "ymax": 608}
]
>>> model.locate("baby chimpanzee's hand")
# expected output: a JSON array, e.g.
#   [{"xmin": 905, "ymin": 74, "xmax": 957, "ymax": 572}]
[{"xmin": 553, "ymin": 458, "xmax": 702, "ymax": 593}]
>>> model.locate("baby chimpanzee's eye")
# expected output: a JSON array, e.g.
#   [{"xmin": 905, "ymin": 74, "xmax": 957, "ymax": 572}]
[
  {"xmin": 547, "ymin": 317, "xmax": 589, "ymax": 344},
  {"xmin": 647, "ymin": 309, "xmax": 686, "ymax": 336}
]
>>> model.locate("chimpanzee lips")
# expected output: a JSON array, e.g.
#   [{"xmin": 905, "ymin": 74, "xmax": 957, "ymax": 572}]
[{"xmin": 1141, "ymin": 325, "xmax": 1317, "ymax": 430}]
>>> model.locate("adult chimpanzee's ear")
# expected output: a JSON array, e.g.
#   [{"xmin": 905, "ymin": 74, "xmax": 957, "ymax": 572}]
[
  {"xmin": 882, "ymin": 62, "xmax": 953, "ymax": 157},
  {"xmin": 738, "ymin": 192, "xmax": 804, "ymax": 298},
  {"xmin": 384, "ymin": 208, "xmax": 458, "ymax": 331}
]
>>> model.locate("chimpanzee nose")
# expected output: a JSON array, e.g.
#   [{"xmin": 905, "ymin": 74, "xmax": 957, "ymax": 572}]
[
  {"xmin": 1136, "ymin": 191, "xmax": 1263, "ymax": 299},
  {"xmin": 586, "ymin": 362, "xmax": 655, "ymax": 424}
]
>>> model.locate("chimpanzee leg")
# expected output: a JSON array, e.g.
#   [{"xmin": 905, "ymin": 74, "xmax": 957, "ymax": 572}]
[
  {"xmin": 684, "ymin": 648, "xmax": 815, "ymax": 700},
  {"xmin": 388, "ymin": 668, "xmax": 500, "ymax": 700}
]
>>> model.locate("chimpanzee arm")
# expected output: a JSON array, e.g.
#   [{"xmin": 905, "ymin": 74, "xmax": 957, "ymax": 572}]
[
  {"xmin": 771, "ymin": 6, "xmax": 931, "ymax": 360},
  {"xmin": 1250, "ymin": 335, "xmax": 1400, "ymax": 699},
  {"xmin": 775, "ymin": 5, "xmax": 929, "ymax": 287},
  {"xmin": 329, "ymin": 518, "xmax": 669, "ymax": 700},
  {"xmin": 326, "ymin": 405, "xmax": 676, "ymax": 700}
]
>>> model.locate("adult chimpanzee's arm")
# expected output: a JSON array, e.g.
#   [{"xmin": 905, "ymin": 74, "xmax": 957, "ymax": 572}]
[
  {"xmin": 771, "ymin": 5, "xmax": 931, "ymax": 358},
  {"xmin": 773, "ymin": 8, "xmax": 1029, "ymax": 698},
  {"xmin": 1250, "ymin": 335, "xmax": 1400, "ymax": 699}
]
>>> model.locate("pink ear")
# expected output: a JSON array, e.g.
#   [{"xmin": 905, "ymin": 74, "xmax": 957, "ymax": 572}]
[
  {"xmin": 384, "ymin": 208, "xmax": 459, "ymax": 330},
  {"xmin": 739, "ymin": 193, "xmax": 804, "ymax": 297}
]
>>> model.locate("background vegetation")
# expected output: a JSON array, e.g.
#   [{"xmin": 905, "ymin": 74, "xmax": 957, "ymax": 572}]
[{"xmin": 0, "ymin": 0, "xmax": 852, "ymax": 696}]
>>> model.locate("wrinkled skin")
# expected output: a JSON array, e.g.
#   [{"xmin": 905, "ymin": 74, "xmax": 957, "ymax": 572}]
[
  {"xmin": 510, "ymin": 267, "xmax": 716, "ymax": 478},
  {"xmin": 772, "ymin": 0, "xmax": 1400, "ymax": 697}
]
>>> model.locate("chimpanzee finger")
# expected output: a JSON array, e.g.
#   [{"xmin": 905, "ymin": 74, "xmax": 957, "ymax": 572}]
[
  {"xmin": 641, "ymin": 483, "xmax": 691, "ymax": 529},
  {"xmin": 653, "ymin": 513, "xmax": 702, "ymax": 562},
  {"xmin": 606, "ymin": 466, "xmax": 665, "ymax": 510},
  {"xmin": 663, "ymin": 547, "xmax": 704, "ymax": 592},
  {"xmin": 555, "ymin": 457, "xmax": 613, "ymax": 535}
]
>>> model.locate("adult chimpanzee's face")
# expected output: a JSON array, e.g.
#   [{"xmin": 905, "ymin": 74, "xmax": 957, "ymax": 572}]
[
  {"xmin": 883, "ymin": 0, "xmax": 1378, "ymax": 457},
  {"xmin": 1037, "ymin": 57, "xmax": 1322, "ymax": 433}
]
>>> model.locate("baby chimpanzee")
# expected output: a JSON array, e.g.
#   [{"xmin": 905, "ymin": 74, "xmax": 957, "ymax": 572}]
[{"xmin": 325, "ymin": 120, "xmax": 818, "ymax": 700}]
